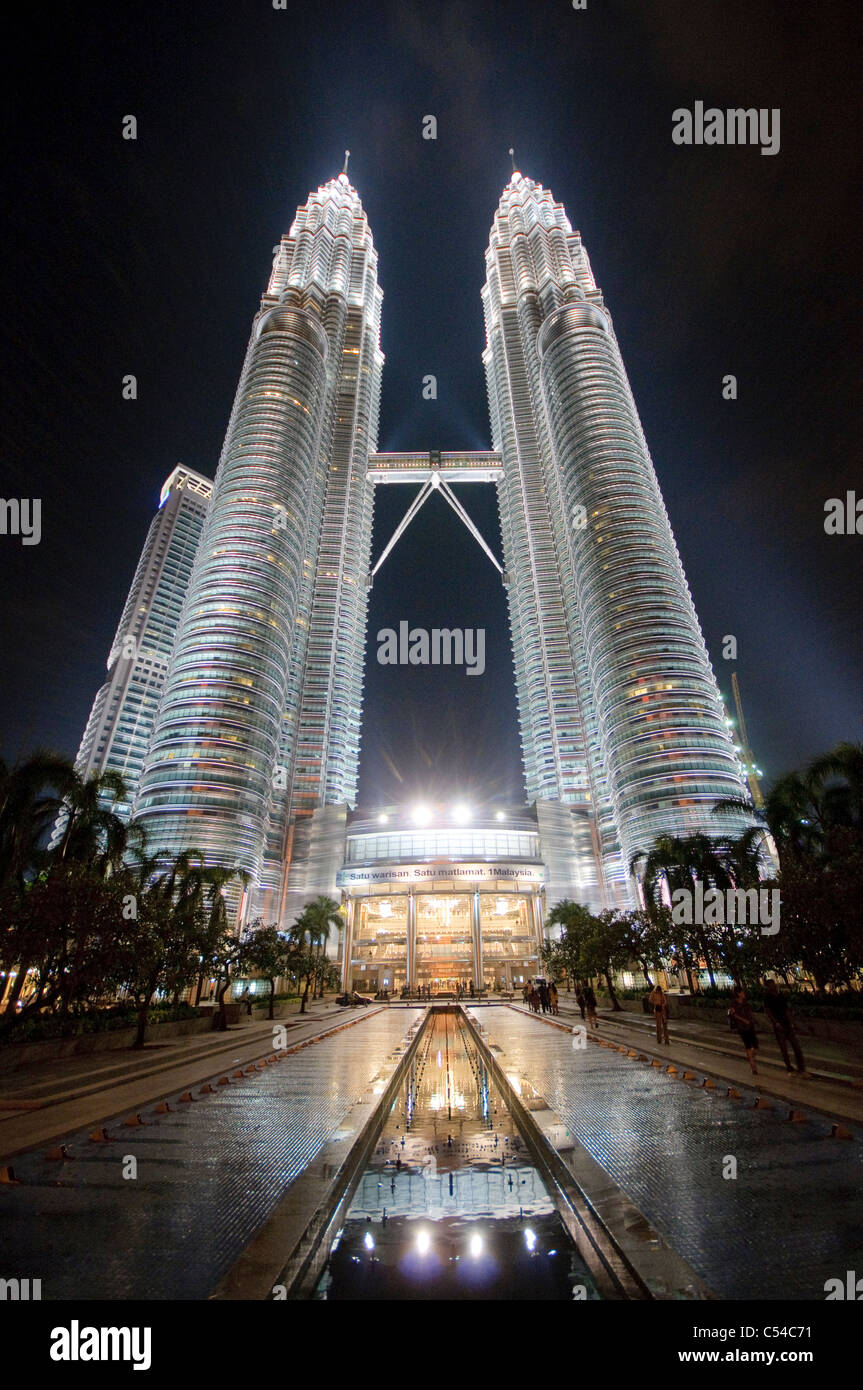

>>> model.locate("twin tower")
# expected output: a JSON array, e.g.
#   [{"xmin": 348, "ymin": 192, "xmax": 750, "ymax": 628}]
[{"xmin": 129, "ymin": 165, "xmax": 752, "ymax": 924}]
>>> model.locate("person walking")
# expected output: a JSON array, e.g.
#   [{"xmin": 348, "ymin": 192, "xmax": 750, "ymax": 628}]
[
  {"xmin": 538, "ymin": 981, "xmax": 550, "ymax": 1014},
  {"xmin": 575, "ymin": 986, "xmax": 586, "ymax": 1021},
  {"xmin": 548, "ymin": 981, "xmax": 559, "ymax": 1016},
  {"xmin": 728, "ymin": 985, "xmax": 759, "ymax": 1075},
  {"xmin": 763, "ymin": 979, "xmax": 809, "ymax": 1076},
  {"xmin": 648, "ymin": 982, "xmax": 670, "ymax": 1044},
  {"xmin": 584, "ymin": 984, "xmax": 598, "ymax": 1028}
]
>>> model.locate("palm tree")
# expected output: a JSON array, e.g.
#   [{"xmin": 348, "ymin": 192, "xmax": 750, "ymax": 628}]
[
  {"xmin": 714, "ymin": 824, "xmax": 766, "ymax": 889},
  {"xmin": 288, "ymin": 895, "xmax": 343, "ymax": 1010},
  {"xmin": 631, "ymin": 834, "xmax": 725, "ymax": 989},
  {"xmin": 0, "ymin": 750, "xmax": 75, "ymax": 891},
  {"xmin": 52, "ymin": 767, "xmax": 130, "ymax": 870},
  {"xmin": 715, "ymin": 742, "xmax": 863, "ymax": 870}
]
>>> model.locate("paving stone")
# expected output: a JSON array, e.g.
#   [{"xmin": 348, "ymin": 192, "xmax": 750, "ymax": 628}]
[
  {"xmin": 468, "ymin": 1007, "xmax": 863, "ymax": 1300},
  {"xmin": 0, "ymin": 1010, "xmax": 423, "ymax": 1300}
]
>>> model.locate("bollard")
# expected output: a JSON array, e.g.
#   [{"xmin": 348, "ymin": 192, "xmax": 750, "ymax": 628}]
[
  {"xmin": 651, "ymin": 1058, "xmax": 662, "ymax": 1068},
  {"xmin": 830, "ymin": 1123, "xmax": 852, "ymax": 1140},
  {"xmin": 45, "ymin": 1145, "xmax": 71, "ymax": 1161},
  {"xmin": 199, "ymin": 1083, "xmax": 215, "ymax": 1095},
  {"xmin": 217, "ymin": 1076, "xmax": 231, "ymax": 1086},
  {"xmin": 753, "ymin": 1098, "xmax": 772, "ymax": 1110},
  {"xmin": 702, "ymin": 1078, "xmax": 715, "ymax": 1089},
  {"xmin": 0, "ymin": 1165, "xmax": 20, "ymax": 1183},
  {"xmin": 178, "ymin": 1092, "xmax": 195, "ymax": 1103},
  {"xmin": 666, "ymin": 1065, "xmax": 678, "ymax": 1075},
  {"xmin": 682, "ymin": 1070, "xmax": 696, "ymax": 1081},
  {"xmin": 123, "ymin": 1114, "xmax": 145, "ymax": 1127},
  {"xmin": 786, "ymin": 1109, "xmax": 806, "ymax": 1122},
  {"xmin": 726, "ymin": 1087, "xmax": 741, "ymax": 1100},
  {"xmin": 154, "ymin": 1102, "xmax": 171, "ymax": 1114},
  {"xmin": 89, "ymin": 1129, "xmax": 110, "ymax": 1142},
  {"xmin": 233, "ymin": 1070, "xmax": 245, "ymax": 1079}
]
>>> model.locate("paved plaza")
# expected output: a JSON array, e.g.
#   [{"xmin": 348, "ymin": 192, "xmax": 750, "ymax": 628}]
[
  {"xmin": 1, "ymin": 1000, "xmax": 860, "ymax": 1300},
  {"xmin": 469, "ymin": 1006, "xmax": 863, "ymax": 1300},
  {"xmin": 0, "ymin": 1009, "xmax": 421, "ymax": 1300}
]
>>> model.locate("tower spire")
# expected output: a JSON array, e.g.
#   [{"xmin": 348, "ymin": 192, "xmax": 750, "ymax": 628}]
[
  {"xmin": 342, "ymin": 149, "xmax": 350, "ymax": 176},
  {"xmin": 509, "ymin": 147, "xmax": 516, "ymax": 173}
]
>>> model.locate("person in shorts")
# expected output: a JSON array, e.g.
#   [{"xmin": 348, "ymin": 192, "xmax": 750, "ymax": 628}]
[{"xmin": 649, "ymin": 983, "xmax": 669, "ymax": 1044}]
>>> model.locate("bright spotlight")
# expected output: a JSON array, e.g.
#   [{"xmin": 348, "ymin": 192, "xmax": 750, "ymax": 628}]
[
  {"xmin": 377, "ymin": 813, "xmax": 389, "ymax": 824},
  {"xmin": 469, "ymin": 1233, "xmax": 484, "ymax": 1259},
  {"xmin": 524, "ymin": 1228, "xmax": 537, "ymax": 1252},
  {"xmin": 452, "ymin": 804, "xmax": 471, "ymax": 823},
  {"xmin": 411, "ymin": 805, "xmax": 431, "ymax": 825},
  {"xmin": 495, "ymin": 810, "xmax": 506, "ymax": 821},
  {"xmin": 416, "ymin": 1229, "xmax": 431, "ymax": 1256},
  {"xmin": 363, "ymin": 1231, "xmax": 375, "ymax": 1251}
]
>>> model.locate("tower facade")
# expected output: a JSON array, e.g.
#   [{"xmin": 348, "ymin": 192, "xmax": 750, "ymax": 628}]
[
  {"xmin": 132, "ymin": 174, "xmax": 382, "ymax": 920},
  {"xmin": 60, "ymin": 465, "xmax": 212, "ymax": 830},
  {"xmin": 115, "ymin": 162, "xmax": 754, "ymax": 928},
  {"xmin": 483, "ymin": 171, "xmax": 753, "ymax": 903}
]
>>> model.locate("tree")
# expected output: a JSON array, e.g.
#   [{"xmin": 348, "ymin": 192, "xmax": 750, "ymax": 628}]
[
  {"xmin": 288, "ymin": 896, "xmax": 344, "ymax": 1011},
  {"xmin": 631, "ymin": 834, "xmax": 729, "ymax": 989},
  {"xmin": 52, "ymin": 767, "xmax": 131, "ymax": 872},
  {"xmin": 714, "ymin": 742, "xmax": 863, "ymax": 992},
  {"xmin": 617, "ymin": 908, "xmax": 674, "ymax": 988},
  {"xmin": 587, "ymin": 911, "xmax": 634, "ymax": 1010},
  {"xmin": 0, "ymin": 750, "xmax": 75, "ymax": 893},
  {"xmin": 545, "ymin": 900, "xmax": 596, "ymax": 989},
  {"xmin": 0, "ymin": 866, "xmax": 130, "ymax": 1035},
  {"xmin": 196, "ymin": 867, "xmax": 246, "ymax": 1032},
  {"xmin": 120, "ymin": 850, "xmax": 207, "ymax": 1048},
  {"xmin": 239, "ymin": 922, "xmax": 291, "ymax": 1019}
]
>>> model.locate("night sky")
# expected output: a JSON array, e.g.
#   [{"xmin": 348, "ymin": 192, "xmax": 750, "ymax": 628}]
[{"xmin": 2, "ymin": 0, "xmax": 861, "ymax": 812}]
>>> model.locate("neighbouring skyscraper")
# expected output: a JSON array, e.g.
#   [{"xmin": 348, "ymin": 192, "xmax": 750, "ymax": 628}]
[
  {"xmin": 55, "ymin": 465, "xmax": 212, "ymax": 835},
  {"xmin": 483, "ymin": 168, "xmax": 753, "ymax": 901},
  {"xmin": 132, "ymin": 169, "xmax": 383, "ymax": 922}
]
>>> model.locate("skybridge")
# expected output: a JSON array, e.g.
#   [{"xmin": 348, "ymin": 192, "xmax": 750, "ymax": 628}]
[{"xmin": 367, "ymin": 449, "xmax": 504, "ymax": 578}]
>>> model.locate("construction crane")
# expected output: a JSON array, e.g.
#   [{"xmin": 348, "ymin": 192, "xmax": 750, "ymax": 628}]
[{"xmin": 731, "ymin": 671, "xmax": 764, "ymax": 809}]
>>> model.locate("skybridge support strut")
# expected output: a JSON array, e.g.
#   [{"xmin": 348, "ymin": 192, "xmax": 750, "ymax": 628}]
[{"xmin": 370, "ymin": 470, "xmax": 503, "ymax": 578}]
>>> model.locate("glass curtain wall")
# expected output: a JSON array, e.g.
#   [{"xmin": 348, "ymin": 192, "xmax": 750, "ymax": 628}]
[
  {"xmin": 350, "ymin": 896, "xmax": 408, "ymax": 994},
  {"xmin": 414, "ymin": 895, "xmax": 474, "ymax": 991},
  {"xmin": 479, "ymin": 895, "xmax": 537, "ymax": 992}
]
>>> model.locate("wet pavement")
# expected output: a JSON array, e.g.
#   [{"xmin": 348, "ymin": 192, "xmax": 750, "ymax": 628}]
[
  {"xmin": 468, "ymin": 1006, "xmax": 863, "ymax": 1300},
  {"xmin": 0, "ymin": 1008, "xmax": 422, "ymax": 1299}
]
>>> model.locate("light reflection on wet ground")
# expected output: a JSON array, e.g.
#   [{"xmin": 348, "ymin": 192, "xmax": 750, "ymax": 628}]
[{"xmin": 319, "ymin": 1009, "xmax": 600, "ymax": 1299}]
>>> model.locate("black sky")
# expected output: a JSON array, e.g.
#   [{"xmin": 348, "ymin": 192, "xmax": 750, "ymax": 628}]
[{"xmin": 2, "ymin": 0, "xmax": 861, "ymax": 808}]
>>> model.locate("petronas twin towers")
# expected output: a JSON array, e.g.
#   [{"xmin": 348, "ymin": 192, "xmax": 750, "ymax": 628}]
[{"xmin": 124, "ymin": 161, "xmax": 751, "ymax": 924}]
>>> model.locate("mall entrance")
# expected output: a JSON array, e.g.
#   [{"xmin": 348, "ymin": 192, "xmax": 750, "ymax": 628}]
[
  {"xmin": 414, "ymin": 894, "xmax": 474, "ymax": 994},
  {"xmin": 343, "ymin": 876, "xmax": 544, "ymax": 996}
]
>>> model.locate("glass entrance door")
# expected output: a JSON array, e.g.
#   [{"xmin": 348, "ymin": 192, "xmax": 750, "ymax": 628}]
[{"xmin": 414, "ymin": 894, "xmax": 474, "ymax": 993}]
